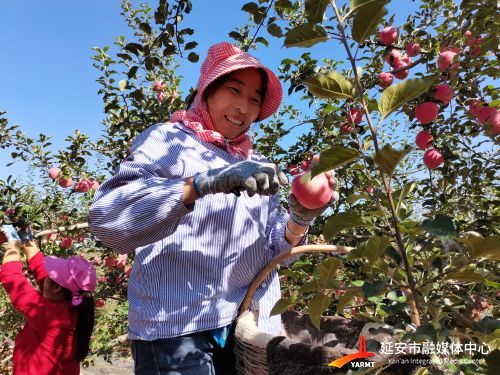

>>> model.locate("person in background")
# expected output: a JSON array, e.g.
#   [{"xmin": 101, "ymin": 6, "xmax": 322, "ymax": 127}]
[
  {"xmin": 89, "ymin": 41, "xmax": 337, "ymax": 374},
  {"xmin": 0, "ymin": 224, "xmax": 97, "ymax": 375}
]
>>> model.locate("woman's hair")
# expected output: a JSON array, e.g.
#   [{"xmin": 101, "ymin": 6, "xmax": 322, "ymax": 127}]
[
  {"xmin": 188, "ymin": 68, "xmax": 268, "ymax": 120},
  {"xmin": 62, "ymin": 288, "xmax": 95, "ymax": 361}
]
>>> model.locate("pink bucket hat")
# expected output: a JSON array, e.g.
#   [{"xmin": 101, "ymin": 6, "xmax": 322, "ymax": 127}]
[
  {"xmin": 197, "ymin": 42, "xmax": 283, "ymax": 121},
  {"xmin": 44, "ymin": 255, "xmax": 97, "ymax": 306}
]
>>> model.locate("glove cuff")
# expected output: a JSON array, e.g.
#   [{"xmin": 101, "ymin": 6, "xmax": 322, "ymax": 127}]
[
  {"xmin": 192, "ymin": 173, "xmax": 205, "ymax": 198},
  {"xmin": 289, "ymin": 212, "xmax": 314, "ymax": 227}
]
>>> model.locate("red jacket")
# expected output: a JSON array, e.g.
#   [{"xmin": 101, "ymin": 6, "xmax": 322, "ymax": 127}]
[{"xmin": 0, "ymin": 252, "xmax": 80, "ymax": 374}]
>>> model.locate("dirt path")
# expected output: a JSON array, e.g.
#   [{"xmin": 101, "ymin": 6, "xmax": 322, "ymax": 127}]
[{"xmin": 81, "ymin": 356, "xmax": 134, "ymax": 375}]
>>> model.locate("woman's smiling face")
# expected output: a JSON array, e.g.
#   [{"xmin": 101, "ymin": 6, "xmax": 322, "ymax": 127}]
[{"xmin": 205, "ymin": 68, "xmax": 263, "ymax": 140}]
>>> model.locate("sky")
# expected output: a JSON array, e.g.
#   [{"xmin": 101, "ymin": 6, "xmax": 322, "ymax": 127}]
[{"xmin": 0, "ymin": 0, "xmax": 419, "ymax": 181}]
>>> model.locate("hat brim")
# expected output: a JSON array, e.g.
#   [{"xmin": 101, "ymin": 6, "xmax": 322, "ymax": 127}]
[
  {"xmin": 44, "ymin": 256, "xmax": 78, "ymax": 293},
  {"xmin": 198, "ymin": 53, "xmax": 283, "ymax": 121}
]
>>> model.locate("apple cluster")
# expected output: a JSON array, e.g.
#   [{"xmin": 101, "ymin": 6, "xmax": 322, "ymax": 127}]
[
  {"xmin": 377, "ymin": 27, "xmax": 498, "ymax": 170},
  {"xmin": 48, "ymin": 167, "xmax": 100, "ymax": 192}
]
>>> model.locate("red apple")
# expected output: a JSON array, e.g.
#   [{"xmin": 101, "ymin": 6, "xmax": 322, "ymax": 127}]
[
  {"xmin": 405, "ymin": 42, "xmax": 421, "ymax": 57},
  {"xmin": 380, "ymin": 26, "xmax": 398, "ymax": 46},
  {"xmin": 291, "ymin": 171, "xmax": 333, "ymax": 209},
  {"xmin": 340, "ymin": 123, "xmax": 355, "ymax": 133},
  {"xmin": 89, "ymin": 179, "xmax": 100, "ymax": 190},
  {"xmin": 59, "ymin": 237, "xmax": 73, "ymax": 249},
  {"xmin": 74, "ymin": 180, "xmax": 91, "ymax": 193},
  {"xmin": 433, "ymin": 84, "xmax": 453, "ymax": 105},
  {"xmin": 59, "ymin": 178, "xmax": 73, "ymax": 188},
  {"xmin": 393, "ymin": 62, "xmax": 409, "ymax": 80},
  {"xmin": 415, "ymin": 102, "xmax": 439, "ymax": 125},
  {"xmin": 48, "ymin": 167, "xmax": 61, "ymax": 180},
  {"xmin": 476, "ymin": 107, "xmax": 499, "ymax": 126},
  {"xmin": 415, "ymin": 130, "xmax": 434, "ymax": 149},
  {"xmin": 286, "ymin": 164, "xmax": 300, "ymax": 176},
  {"xmin": 423, "ymin": 149, "xmax": 444, "ymax": 169},
  {"xmin": 437, "ymin": 51, "xmax": 459, "ymax": 74},
  {"xmin": 469, "ymin": 100, "xmax": 483, "ymax": 116},
  {"xmin": 385, "ymin": 49, "xmax": 402, "ymax": 66},
  {"xmin": 347, "ymin": 108, "xmax": 363, "ymax": 125},
  {"xmin": 378, "ymin": 72, "xmax": 393, "ymax": 88}
]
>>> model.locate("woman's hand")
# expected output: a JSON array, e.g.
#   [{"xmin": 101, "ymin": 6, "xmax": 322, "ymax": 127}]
[
  {"xmin": 193, "ymin": 160, "xmax": 289, "ymax": 198},
  {"xmin": 1, "ymin": 225, "xmax": 22, "ymax": 264},
  {"xmin": 288, "ymin": 167, "xmax": 339, "ymax": 227}
]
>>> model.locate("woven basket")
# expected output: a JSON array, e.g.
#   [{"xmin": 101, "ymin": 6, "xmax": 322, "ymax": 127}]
[{"xmin": 233, "ymin": 244, "xmax": 354, "ymax": 375}]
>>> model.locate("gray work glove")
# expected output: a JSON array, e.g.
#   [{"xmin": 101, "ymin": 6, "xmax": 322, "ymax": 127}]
[
  {"xmin": 1, "ymin": 224, "xmax": 21, "ymax": 242},
  {"xmin": 193, "ymin": 161, "xmax": 289, "ymax": 198},
  {"xmin": 288, "ymin": 170, "xmax": 339, "ymax": 226}
]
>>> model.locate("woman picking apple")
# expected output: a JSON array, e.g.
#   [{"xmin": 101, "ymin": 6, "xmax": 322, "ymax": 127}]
[{"xmin": 89, "ymin": 41, "xmax": 337, "ymax": 374}]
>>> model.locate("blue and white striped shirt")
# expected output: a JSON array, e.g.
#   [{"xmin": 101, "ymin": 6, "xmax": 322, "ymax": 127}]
[{"xmin": 89, "ymin": 122, "xmax": 302, "ymax": 340}]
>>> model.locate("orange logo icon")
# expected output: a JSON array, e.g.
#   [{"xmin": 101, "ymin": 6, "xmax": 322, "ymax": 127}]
[{"xmin": 328, "ymin": 336, "xmax": 375, "ymax": 368}]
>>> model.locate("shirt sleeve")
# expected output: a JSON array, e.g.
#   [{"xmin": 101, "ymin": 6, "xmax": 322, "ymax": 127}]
[
  {"xmin": 0, "ymin": 260, "xmax": 44, "ymax": 318},
  {"xmin": 89, "ymin": 124, "xmax": 194, "ymax": 253},
  {"xmin": 266, "ymin": 194, "xmax": 307, "ymax": 266},
  {"xmin": 27, "ymin": 252, "xmax": 48, "ymax": 288}
]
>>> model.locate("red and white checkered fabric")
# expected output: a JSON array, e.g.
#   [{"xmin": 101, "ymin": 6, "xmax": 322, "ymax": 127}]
[{"xmin": 170, "ymin": 42, "xmax": 283, "ymax": 159}]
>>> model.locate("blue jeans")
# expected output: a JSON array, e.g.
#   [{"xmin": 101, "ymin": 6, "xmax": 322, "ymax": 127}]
[{"xmin": 131, "ymin": 330, "xmax": 236, "ymax": 375}]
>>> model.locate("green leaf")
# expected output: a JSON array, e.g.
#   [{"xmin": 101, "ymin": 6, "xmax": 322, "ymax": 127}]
[
  {"xmin": 336, "ymin": 289, "xmax": 360, "ymax": 314},
  {"xmin": 184, "ymin": 41, "xmax": 198, "ymax": 50},
  {"xmin": 324, "ymin": 211, "xmax": 372, "ymax": 240},
  {"xmin": 139, "ymin": 22, "xmax": 152, "ymax": 34},
  {"xmin": 187, "ymin": 52, "xmax": 199, "ymax": 62},
  {"xmin": 362, "ymin": 280, "xmax": 385, "ymax": 298},
  {"xmin": 351, "ymin": 1, "xmax": 388, "ymax": 43},
  {"xmin": 275, "ymin": 0, "xmax": 293, "ymax": 10},
  {"xmin": 305, "ymin": 0, "xmax": 328, "ymax": 23},
  {"xmin": 298, "ymin": 278, "xmax": 323, "ymax": 293},
  {"xmin": 308, "ymin": 293, "xmax": 331, "ymax": 329},
  {"xmin": 241, "ymin": 2, "xmax": 258, "ymax": 13},
  {"xmin": 365, "ymin": 96, "xmax": 379, "ymax": 113},
  {"xmin": 364, "ymin": 235, "xmax": 390, "ymax": 264},
  {"xmin": 271, "ymin": 294, "xmax": 298, "ymax": 316},
  {"xmin": 373, "ymin": 145, "xmax": 412, "ymax": 176},
  {"xmin": 316, "ymin": 258, "xmax": 342, "ymax": 282},
  {"xmin": 284, "ymin": 23, "xmax": 328, "ymax": 48},
  {"xmin": 267, "ymin": 23, "xmax": 283, "ymax": 37},
  {"xmin": 345, "ymin": 192, "xmax": 370, "ymax": 204},
  {"xmin": 485, "ymin": 279, "xmax": 500, "ymax": 289},
  {"xmin": 305, "ymin": 71, "xmax": 356, "ymax": 99},
  {"xmin": 421, "ymin": 214, "xmax": 458, "ymax": 240},
  {"xmin": 446, "ymin": 270, "xmax": 485, "ymax": 283},
  {"xmin": 349, "ymin": 0, "xmax": 388, "ymax": 14},
  {"xmin": 255, "ymin": 36, "xmax": 269, "ymax": 47},
  {"xmin": 118, "ymin": 80, "xmax": 127, "ymax": 92},
  {"xmin": 379, "ymin": 76, "xmax": 436, "ymax": 119},
  {"xmin": 459, "ymin": 234, "xmax": 500, "ymax": 260},
  {"xmin": 395, "ymin": 182, "xmax": 416, "ymax": 215},
  {"xmin": 127, "ymin": 66, "xmax": 139, "ymax": 79},
  {"xmin": 311, "ymin": 146, "xmax": 360, "ymax": 177},
  {"xmin": 124, "ymin": 42, "xmax": 143, "ymax": 55}
]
